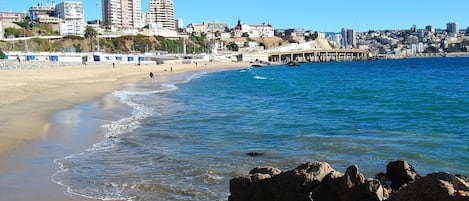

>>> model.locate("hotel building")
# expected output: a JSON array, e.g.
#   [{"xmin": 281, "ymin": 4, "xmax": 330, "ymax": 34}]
[
  {"xmin": 103, "ymin": 0, "xmax": 144, "ymax": 31},
  {"xmin": 55, "ymin": 1, "xmax": 85, "ymax": 35},
  {"xmin": 148, "ymin": 0, "xmax": 176, "ymax": 30}
]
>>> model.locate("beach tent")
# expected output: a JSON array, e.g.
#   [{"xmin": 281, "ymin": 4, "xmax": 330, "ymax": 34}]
[
  {"xmin": 116, "ymin": 56, "xmax": 123, "ymax": 61},
  {"xmin": 93, "ymin": 54, "xmax": 101, "ymax": 61},
  {"xmin": 128, "ymin": 55, "xmax": 135, "ymax": 62},
  {"xmin": 50, "ymin": 55, "xmax": 59, "ymax": 61},
  {"xmin": 26, "ymin": 54, "xmax": 36, "ymax": 61},
  {"xmin": 138, "ymin": 56, "xmax": 145, "ymax": 61}
]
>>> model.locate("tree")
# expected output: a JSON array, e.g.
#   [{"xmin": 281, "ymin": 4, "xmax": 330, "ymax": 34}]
[
  {"xmin": 84, "ymin": 26, "xmax": 97, "ymax": 51},
  {"xmin": 0, "ymin": 50, "xmax": 5, "ymax": 59},
  {"xmin": 226, "ymin": 42, "xmax": 239, "ymax": 51}
]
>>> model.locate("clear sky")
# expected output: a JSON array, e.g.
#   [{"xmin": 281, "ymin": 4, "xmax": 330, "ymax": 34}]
[{"xmin": 2, "ymin": 0, "xmax": 468, "ymax": 32}]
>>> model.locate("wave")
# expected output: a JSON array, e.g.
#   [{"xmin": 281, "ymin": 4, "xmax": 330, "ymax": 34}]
[{"xmin": 51, "ymin": 71, "xmax": 211, "ymax": 200}]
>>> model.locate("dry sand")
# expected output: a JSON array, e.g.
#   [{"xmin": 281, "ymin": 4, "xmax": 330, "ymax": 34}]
[{"xmin": 0, "ymin": 60, "xmax": 249, "ymax": 200}]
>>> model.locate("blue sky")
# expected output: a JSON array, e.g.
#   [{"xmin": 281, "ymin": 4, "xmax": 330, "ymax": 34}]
[{"xmin": 2, "ymin": 0, "xmax": 468, "ymax": 32}]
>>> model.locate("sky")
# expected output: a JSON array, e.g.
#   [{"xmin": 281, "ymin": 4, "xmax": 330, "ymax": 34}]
[{"xmin": 2, "ymin": 0, "xmax": 468, "ymax": 32}]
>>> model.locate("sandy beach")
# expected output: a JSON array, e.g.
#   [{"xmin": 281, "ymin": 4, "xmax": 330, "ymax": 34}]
[{"xmin": 0, "ymin": 60, "xmax": 249, "ymax": 200}]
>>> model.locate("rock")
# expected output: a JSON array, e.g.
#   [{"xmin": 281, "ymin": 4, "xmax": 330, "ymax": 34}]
[
  {"xmin": 386, "ymin": 160, "xmax": 420, "ymax": 190},
  {"xmin": 229, "ymin": 160, "xmax": 466, "ymax": 201},
  {"xmin": 229, "ymin": 161, "xmax": 336, "ymax": 201},
  {"xmin": 362, "ymin": 179, "xmax": 390, "ymax": 201},
  {"xmin": 249, "ymin": 166, "xmax": 282, "ymax": 176},
  {"xmin": 388, "ymin": 172, "xmax": 469, "ymax": 201},
  {"xmin": 246, "ymin": 152, "xmax": 264, "ymax": 157}
]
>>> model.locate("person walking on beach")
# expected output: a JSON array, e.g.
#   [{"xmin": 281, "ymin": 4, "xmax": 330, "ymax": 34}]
[{"xmin": 149, "ymin": 72, "xmax": 154, "ymax": 83}]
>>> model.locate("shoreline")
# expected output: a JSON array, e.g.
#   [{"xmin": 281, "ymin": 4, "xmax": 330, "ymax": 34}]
[
  {"xmin": 0, "ymin": 61, "xmax": 249, "ymax": 200},
  {"xmin": 0, "ymin": 61, "xmax": 249, "ymax": 157}
]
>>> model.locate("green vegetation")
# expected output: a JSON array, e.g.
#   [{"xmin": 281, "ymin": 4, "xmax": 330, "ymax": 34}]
[
  {"xmin": 226, "ymin": 42, "xmax": 239, "ymax": 51},
  {"xmin": 33, "ymin": 23, "xmax": 56, "ymax": 36},
  {"xmin": 0, "ymin": 49, "xmax": 5, "ymax": 59},
  {"xmin": 29, "ymin": 38, "xmax": 61, "ymax": 52},
  {"xmin": 13, "ymin": 21, "xmax": 30, "ymax": 29},
  {"xmin": 63, "ymin": 35, "xmax": 85, "ymax": 40},
  {"xmin": 73, "ymin": 44, "xmax": 83, "ymax": 52}
]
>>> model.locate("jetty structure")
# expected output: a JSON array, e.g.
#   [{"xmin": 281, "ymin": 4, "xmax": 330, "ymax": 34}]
[{"xmin": 241, "ymin": 39, "xmax": 369, "ymax": 63}]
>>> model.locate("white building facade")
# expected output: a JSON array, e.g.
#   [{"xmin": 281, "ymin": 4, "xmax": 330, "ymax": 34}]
[
  {"xmin": 55, "ymin": 1, "xmax": 85, "ymax": 36},
  {"xmin": 148, "ymin": 0, "xmax": 175, "ymax": 31},
  {"xmin": 241, "ymin": 24, "xmax": 274, "ymax": 38},
  {"xmin": 103, "ymin": 0, "xmax": 144, "ymax": 31}
]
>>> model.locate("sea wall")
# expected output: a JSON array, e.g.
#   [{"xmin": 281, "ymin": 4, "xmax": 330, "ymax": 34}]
[{"xmin": 229, "ymin": 160, "xmax": 469, "ymax": 201}]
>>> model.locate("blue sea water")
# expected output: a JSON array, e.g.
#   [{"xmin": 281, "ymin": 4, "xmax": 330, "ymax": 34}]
[{"xmin": 52, "ymin": 57, "xmax": 469, "ymax": 200}]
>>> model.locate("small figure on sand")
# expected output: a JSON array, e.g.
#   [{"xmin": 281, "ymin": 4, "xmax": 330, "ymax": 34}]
[
  {"xmin": 195, "ymin": 62, "xmax": 198, "ymax": 67},
  {"xmin": 170, "ymin": 67, "xmax": 173, "ymax": 72},
  {"xmin": 149, "ymin": 72, "xmax": 154, "ymax": 83},
  {"xmin": 112, "ymin": 62, "xmax": 115, "ymax": 68}
]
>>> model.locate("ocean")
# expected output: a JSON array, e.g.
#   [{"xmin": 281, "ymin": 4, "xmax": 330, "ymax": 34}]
[{"xmin": 51, "ymin": 57, "xmax": 469, "ymax": 200}]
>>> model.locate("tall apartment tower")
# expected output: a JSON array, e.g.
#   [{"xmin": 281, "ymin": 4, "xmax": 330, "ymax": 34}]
[
  {"xmin": 56, "ymin": 1, "xmax": 86, "ymax": 35},
  {"xmin": 341, "ymin": 28, "xmax": 357, "ymax": 48},
  {"xmin": 446, "ymin": 22, "xmax": 459, "ymax": 34},
  {"xmin": 103, "ymin": 0, "xmax": 143, "ymax": 30},
  {"xmin": 148, "ymin": 0, "xmax": 176, "ymax": 30}
]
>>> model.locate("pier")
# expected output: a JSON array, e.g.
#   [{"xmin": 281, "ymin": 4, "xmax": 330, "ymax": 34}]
[{"xmin": 268, "ymin": 49, "xmax": 369, "ymax": 63}]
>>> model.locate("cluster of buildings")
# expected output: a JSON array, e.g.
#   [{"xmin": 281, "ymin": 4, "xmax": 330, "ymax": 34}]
[
  {"xmin": 353, "ymin": 22, "xmax": 469, "ymax": 57},
  {"xmin": 0, "ymin": 0, "xmax": 180, "ymax": 36},
  {"xmin": 0, "ymin": 0, "xmax": 468, "ymax": 58}
]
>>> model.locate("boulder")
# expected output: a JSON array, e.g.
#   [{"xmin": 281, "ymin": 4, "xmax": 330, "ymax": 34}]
[
  {"xmin": 317, "ymin": 165, "xmax": 388, "ymax": 201},
  {"xmin": 386, "ymin": 160, "xmax": 420, "ymax": 190},
  {"xmin": 229, "ymin": 161, "xmax": 336, "ymax": 201},
  {"xmin": 249, "ymin": 166, "xmax": 282, "ymax": 176},
  {"xmin": 388, "ymin": 172, "xmax": 469, "ymax": 201}
]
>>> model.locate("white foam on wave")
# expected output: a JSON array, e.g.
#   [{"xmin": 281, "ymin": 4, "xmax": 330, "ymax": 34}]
[
  {"xmin": 51, "ymin": 70, "xmax": 212, "ymax": 200},
  {"xmin": 254, "ymin": 75, "xmax": 268, "ymax": 80}
]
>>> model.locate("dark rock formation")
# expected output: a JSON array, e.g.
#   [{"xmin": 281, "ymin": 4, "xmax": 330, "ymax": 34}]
[
  {"xmin": 229, "ymin": 160, "xmax": 468, "ymax": 201},
  {"xmin": 386, "ymin": 160, "xmax": 420, "ymax": 190},
  {"xmin": 388, "ymin": 172, "xmax": 469, "ymax": 201},
  {"xmin": 246, "ymin": 152, "xmax": 265, "ymax": 157},
  {"xmin": 229, "ymin": 161, "xmax": 335, "ymax": 201}
]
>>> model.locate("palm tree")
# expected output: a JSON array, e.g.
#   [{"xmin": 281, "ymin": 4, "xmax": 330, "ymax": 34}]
[{"xmin": 84, "ymin": 26, "xmax": 97, "ymax": 51}]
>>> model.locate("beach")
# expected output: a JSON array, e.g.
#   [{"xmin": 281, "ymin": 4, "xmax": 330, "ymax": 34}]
[{"xmin": 0, "ymin": 60, "xmax": 249, "ymax": 200}]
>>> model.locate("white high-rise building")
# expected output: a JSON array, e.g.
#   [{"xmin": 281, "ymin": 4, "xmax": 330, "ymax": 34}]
[
  {"xmin": 55, "ymin": 1, "xmax": 85, "ymax": 35},
  {"xmin": 103, "ymin": 0, "xmax": 143, "ymax": 31},
  {"xmin": 148, "ymin": 0, "xmax": 175, "ymax": 30}
]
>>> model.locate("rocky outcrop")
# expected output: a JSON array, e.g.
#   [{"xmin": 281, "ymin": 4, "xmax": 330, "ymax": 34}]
[
  {"xmin": 386, "ymin": 160, "xmax": 420, "ymax": 190},
  {"xmin": 388, "ymin": 172, "xmax": 469, "ymax": 201},
  {"xmin": 229, "ymin": 160, "xmax": 469, "ymax": 201}
]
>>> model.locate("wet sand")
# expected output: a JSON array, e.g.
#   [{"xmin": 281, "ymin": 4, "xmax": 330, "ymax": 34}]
[{"xmin": 0, "ymin": 61, "xmax": 249, "ymax": 200}]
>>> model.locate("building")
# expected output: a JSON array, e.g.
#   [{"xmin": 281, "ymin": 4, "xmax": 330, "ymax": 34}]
[
  {"xmin": 341, "ymin": 28, "xmax": 357, "ymax": 48},
  {"xmin": 425, "ymin": 25, "xmax": 435, "ymax": 33},
  {"xmin": 0, "ymin": 12, "xmax": 27, "ymax": 23},
  {"xmin": 446, "ymin": 22, "xmax": 459, "ymax": 35},
  {"xmin": 285, "ymin": 28, "xmax": 305, "ymax": 37},
  {"xmin": 103, "ymin": 0, "xmax": 143, "ymax": 31},
  {"xmin": 55, "ymin": 1, "xmax": 85, "ymax": 35},
  {"xmin": 29, "ymin": 2, "xmax": 56, "ymax": 23},
  {"xmin": 175, "ymin": 18, "xmax": 184, "ymax": 30},
  {"xmin": 148, "ymin": 0, "xmax": 175, "ymax": 30},
  {"xmin": 205, "ymin": 21, "xmax": 229, "ymax": 33}
]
